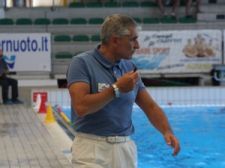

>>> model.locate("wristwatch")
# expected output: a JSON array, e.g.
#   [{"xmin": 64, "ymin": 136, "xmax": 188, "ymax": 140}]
[{"xmin": 112, "ymin": 84, "xmax": 120, "ymax": 98}]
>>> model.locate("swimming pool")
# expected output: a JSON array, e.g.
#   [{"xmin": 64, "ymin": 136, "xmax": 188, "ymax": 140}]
[{"xmin": 62, "ymin": 106, "xmax": 225, "ymax": 168}]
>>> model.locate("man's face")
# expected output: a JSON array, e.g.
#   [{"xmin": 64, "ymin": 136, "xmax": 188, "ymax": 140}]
[{"xmin": 115, "ymin": 26, "xmax": 140, "ymax": 60}]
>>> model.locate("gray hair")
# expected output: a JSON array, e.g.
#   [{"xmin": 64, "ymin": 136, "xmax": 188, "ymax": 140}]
[{"xmin": 100, "ymin": 14, "xmax": 138, "ymax": 44}]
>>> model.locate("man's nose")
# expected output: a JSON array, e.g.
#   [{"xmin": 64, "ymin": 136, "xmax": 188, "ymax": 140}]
[{"xmin": 135, "ymin": 40, "xmax": 140, "ymax": 49}]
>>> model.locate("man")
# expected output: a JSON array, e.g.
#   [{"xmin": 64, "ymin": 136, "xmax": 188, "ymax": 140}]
[
  {"xmin": 67, "ymin": 14, "xmax": 180, "ymax": 168},
  {"xmin": 0, "ymin": 49, "xmax": 23, "ymax": 104}
]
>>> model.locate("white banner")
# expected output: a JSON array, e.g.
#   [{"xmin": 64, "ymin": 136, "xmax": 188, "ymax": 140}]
[
  {"xmin": 133, "ymin": 30, "xmax": 222, "ymax": 73},
  {"xmin": 0, "ymin": 33, "xmax": 51, "ymax": 72}
]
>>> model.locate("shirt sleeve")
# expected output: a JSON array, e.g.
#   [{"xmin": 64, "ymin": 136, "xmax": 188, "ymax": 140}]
[
  {"xmin": 66, "ymin": 56, "xmax": 90, "ymax": 87},
  {"xmin": 137, "ymin": 77, "xmax": 146, "ymax": 91}
]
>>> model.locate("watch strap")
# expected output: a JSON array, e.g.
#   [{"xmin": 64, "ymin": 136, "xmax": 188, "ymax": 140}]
[{"xmin": 112, "ymin": 84, "xmax": 120, "ymax": 98}]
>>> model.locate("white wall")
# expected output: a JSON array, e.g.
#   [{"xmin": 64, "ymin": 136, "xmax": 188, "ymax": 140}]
[{"xmin": 31, "ymin": 87, "xmax": 225, "ymax": 107}]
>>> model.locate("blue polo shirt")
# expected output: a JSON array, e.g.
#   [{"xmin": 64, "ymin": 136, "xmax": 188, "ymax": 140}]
[{"xmin": 67, "ymin": 47, "xmax": 145, "ymax": 136}]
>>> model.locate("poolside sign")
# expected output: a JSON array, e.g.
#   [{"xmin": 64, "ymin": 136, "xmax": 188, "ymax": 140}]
[
  {"xmin": 0, "ymin": 33, "xmax": 51, "ymax": 72},
  {"xmin": 32, "ymin": 91, "xmax": 48, "ymax": 113}
]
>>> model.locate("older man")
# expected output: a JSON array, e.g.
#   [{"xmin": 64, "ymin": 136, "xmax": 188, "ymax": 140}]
[{"xmin": 67, "ymin": 14, "xmax": 180, "ymax": 168}]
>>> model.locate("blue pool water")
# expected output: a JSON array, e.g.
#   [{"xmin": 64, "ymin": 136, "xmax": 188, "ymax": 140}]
[{"xmin": 62, "ymin": 106, "xmax": 225, "ymax": 168}]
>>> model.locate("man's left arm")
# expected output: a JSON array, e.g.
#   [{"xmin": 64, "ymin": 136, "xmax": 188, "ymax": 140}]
[{"xmin": 135, "ymin": 89, "xmax": 180, "ymax": 156}]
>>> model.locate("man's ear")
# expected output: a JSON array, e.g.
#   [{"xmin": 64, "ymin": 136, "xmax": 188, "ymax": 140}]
[{"xmin": 111, "ymin": 35, "xmax": 120, "ymax": 46}]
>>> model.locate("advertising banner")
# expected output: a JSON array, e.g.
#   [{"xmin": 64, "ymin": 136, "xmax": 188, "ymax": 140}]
[
  {"xmin": 133, "ymin": 30, "xmax": 222, "ymax": 73},
  {"xmin": 0, "ymin": 33, "xmax": 51, "ymax": 72}
]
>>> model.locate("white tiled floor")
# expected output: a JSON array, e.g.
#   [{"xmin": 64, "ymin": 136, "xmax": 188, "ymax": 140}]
[{"xmin": 0, "ymin": 105, "xmax": 73, "ymax": 168}]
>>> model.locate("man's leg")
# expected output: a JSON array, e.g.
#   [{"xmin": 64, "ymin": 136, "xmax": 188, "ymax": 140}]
[
  {"xmin": 171, "ymin": 0, "xmax": 180, "ymax": 16},
  {"xmin": 71, "ymin": 135, "xmax": 137, "ymax": 168},
  {"xmin": 7, "ymin": 77, "xmax": 18, "ymax": 101},
  {"xmin": 156, "ymin": 0, "xmax": 166, "ymax": 15},
  {"xmin": 0, "ymin": 77, "xmax": 9, "ymax": 103},
  {"xmin": 72, "ymin": 136, "xmax": 110, "ymax": 168},
  {"xmin": 196, "ymin": 0, "xmax": 201, "ymax": 13},
  {"xmin": 113, "ymin": 140, "xmax": 137, "ymax": 168},
  {"xmin": 185, "ymin": 0, "xmax": 192, "ymax": 17}
]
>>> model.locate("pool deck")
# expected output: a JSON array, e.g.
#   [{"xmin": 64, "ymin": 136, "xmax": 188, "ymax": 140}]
[{"xmin": 0, "ymin": 104, "xmax": 73, "ymax": 168}]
